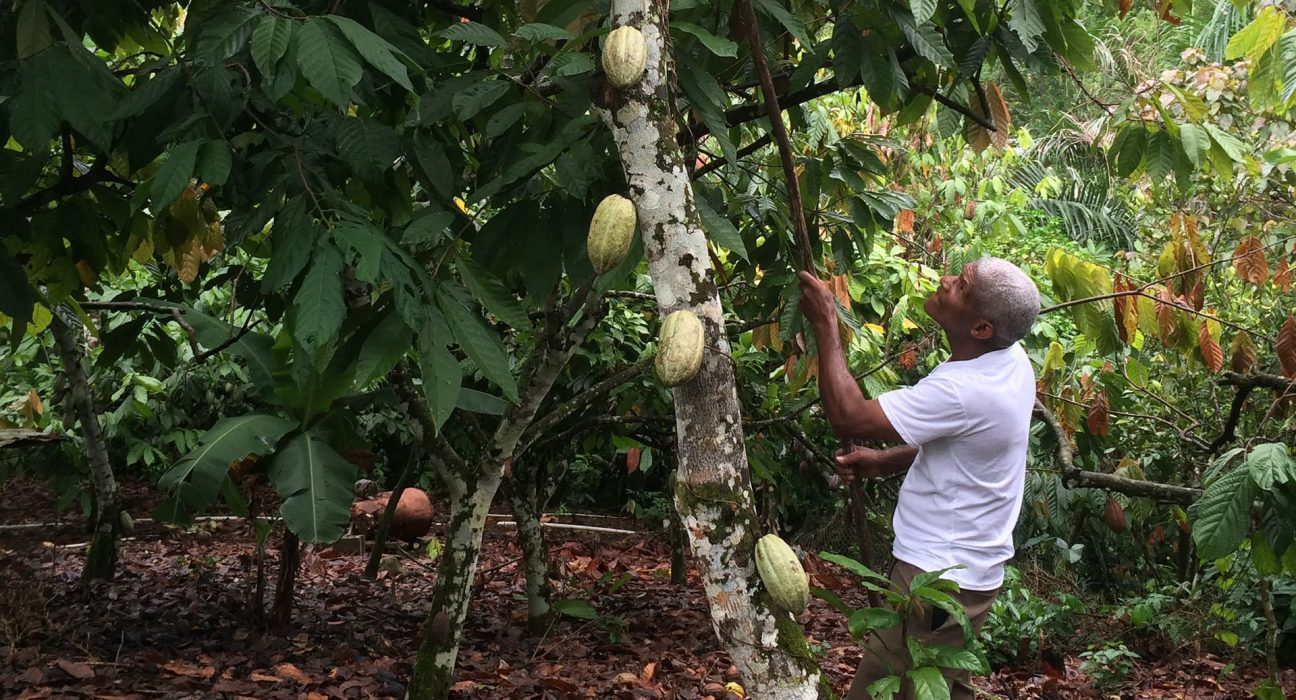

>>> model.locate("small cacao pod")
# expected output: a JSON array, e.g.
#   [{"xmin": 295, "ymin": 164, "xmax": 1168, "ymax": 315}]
[
  {"xmin": 755, "ymin": 534, "xmax": 809, "ymax": 614},
  {"xmin": 602, "ymin": 26, "xmax": 647, "ymax": 88},
  {"xmin": 1103, "ymin": 495, "xmax": 1126, "ymax": 534},
  {"xmin": 586, "ymin": 194, "xmax": 637, "ymax": 274},
  {"xmin": 654, "ymin": 310, "xmax": 705, "ymax": 387},
  {"xmin": 119, "ymin": 510, "xmax": 134, "ymax": 534}
]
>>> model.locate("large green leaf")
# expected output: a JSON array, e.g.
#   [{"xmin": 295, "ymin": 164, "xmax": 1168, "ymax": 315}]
[
  {"xmin": 251, "ymin": 14, "xmax": 294, "ymax": 79},
  {"xmin": 1007, "ymin": 0, "xmax": 1044, "ymax": 53},
  {"xmin": 755, "ymin": 0, "xmax": 811, "ymax": 47},
  {"xmin": 296, "ymin": 18, "xmax": 363, "ymax": 108},
  {"xmin": 262, "ymin": 198, "xmax": 318, "ymax": 291},
  {"xmin": 148, "ymin": 140, "xmax": 202, "ymax": 211},
  {"xmin": 0, "ymin": 248, "xmax": 34, "ymax": 333},
  {"xmin": 1225, "ymin": 6, "xmax": 1285, "ymax": 63},
  {"xmin": 847, "ymin": 608, "xmax": 902, "ymax": 639},
  {"xmin": 9, "ymin": 54, "xmax": 59, "ymax": 151},
  {"xmin": 1191, "ymin": 467, "xmax": 1258, "ymax": 561},
  {"xmin": 910, "ymin": 0, "xmax": 937, "ymax": 25},
  {"xmin": 420, "ymin": 324, "xmax": 462, "ymax": 432},
  {"xmin": 1248, "ymin": 443, "xmax": 1295, "ymax": 492},
  {"xmin": 436, "ymin": 287, "xmax": 518, "ymax": 402},
  {"xmin": 327, "ymin": 15, "xmax": 413, "ymax": 91},
  {"xmin": 437, "ymin": 21, "xmax": 506, "ymax": 46},
  {"xmin": 268, "ymin": 432, "xmax": 358, "ymax": 544},
  {"xmin": 456, "ymin": 254, "xmax": 530, "ymax": 329},
  {"xmin": 336, "ymin": 117, "xmax": 400, "ymax": 177},
  {"xmin": 907, "ymin": 666, "xmax": 950, "ymax": 700},
  {"xmin": 353, "ymin": 310, "xmax": 411, "ymax": 388},
  {"xmin": 156, "ymin": 414, "xmax": 296, "ymax": 520},
  {"xmin": 694, "ymin": 196, "xmax": 748, "ymax": 262},
  {"xmin": 291, "ymin": 245, "xmax": 346, "ymax": 366},
  {"xmin": 672, "ymin": 22, "xmax": 738, "ymax": 57},
  {"xmin": 451, "ymin": 78, "xmax": 511, "ymax": 121},
  {"xmin": 894, "ymin": 11, "xmax": 955, "ymax": 67}
]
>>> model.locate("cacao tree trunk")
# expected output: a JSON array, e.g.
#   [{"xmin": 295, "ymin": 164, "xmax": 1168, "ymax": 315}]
[
  {"xmin": 504, "ymin": 461, "xmax": 553, "ymax": 634},
  {"xmin": 364, "ymin": 451, "xmax": 420, "ymax": 580},
  {"xmin": 594, "ymin": 2, "xmax": 824, "ymax": 695},
  {"xmin": 51, "ymin": 314, "xmax": 121, "ymax": 582},
  {"xmin": 406, "ymin": 304, "xmax": 607, "ymax": 700}
]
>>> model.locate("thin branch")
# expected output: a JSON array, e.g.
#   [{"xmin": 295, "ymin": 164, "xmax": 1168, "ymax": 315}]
[
  {"xmin": 911, "ymin": 83, "xmax": 996, "ymax": 131},
  {"xmin": 1041, "ymin": 390, "xmax": 1212, "ymax": 452},
  {"xmin": 519, "ymin": 358, "xmax": 653, "ymax": 455},
  {"xmin": 692, "ymin": 133, "xmax": 773, "ymax": 179}
]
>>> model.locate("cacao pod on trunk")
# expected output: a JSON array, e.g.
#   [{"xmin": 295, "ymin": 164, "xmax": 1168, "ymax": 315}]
[
  {"xmin": 586, "ymin": 194, "xmax": 637, "ymax": 274},
  {"xmin": 755, "ymin": 534, "xmax": 809, "ymax": 614},
  {"xmin": 602, "ymin": 26, "xmax": 647, "ymax": 88},
  {"xmin": 654, "ymin": 310, "xmax": 705, "ymax": 387},
  {"xmin": 1104, "ymin": 495, "xmax": 1126, "ymax": 534}
]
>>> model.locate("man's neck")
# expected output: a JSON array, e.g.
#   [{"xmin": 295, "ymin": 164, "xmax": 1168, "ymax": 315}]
[{"xmin": 945, "ymin": 336, "xmax": 1004, "ymax": 362}]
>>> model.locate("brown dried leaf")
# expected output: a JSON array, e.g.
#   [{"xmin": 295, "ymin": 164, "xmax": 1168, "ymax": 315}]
[
  {"xmin": 626, "ymin": 447, "xmax": 642, "ymax": 474},
  {"xmin": 56, "ymin": 659, "xmax": 95, "ymax": 680},
  {"xmin": 274, "ymin": 662, "xmax": 312, "ymax": 685},
  {"xmin": 1198, "ymin": 323, "xmax": 1224, "ymax": 373},
  {"xmin": 1233, "ymin": 236, "xmax": 1269, "ymax": 286},
  {"xmin": 1155, "ymin": 288, "xmax": 1175, "ymax": 343},
  {"xmin": 895, "ymin": 209, "xmax": 915, "ymax": 234},
  {"xmin": 1229, "ymin": 333, "xmax": 1258, "ymax": 374},
  {"xmin": 1274, "ymin": 258, "xmax": 1292, "ymax": 292},
  {"xmin": 898, "ymin": 347, "xmax": 917, "ymax": 370},
  {"xmin": 986, "ymin": 82, "xmax": 1012, "ymax": 149},
  {"xmin": 829, "ymin": 275, "xmax": 852, "ymax": 310},
  {"xmin": 1278, "ymin": 315, "xmax": 1296, "ymax": 379},
  {"xmin": 1188, "ymin": 277, "xmax": 1204, "ymax": 311},
  {"xmin": 1087, "ymin": 391, "xmax": 1110, "ymax": 438}
]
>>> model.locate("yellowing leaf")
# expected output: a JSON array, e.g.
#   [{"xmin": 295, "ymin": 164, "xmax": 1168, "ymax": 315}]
[
  {"xmin": 901, "ymin": 318, "xmax": 919, "ymax": 331},
  {"xmin": 865, "ymin": 323, "xmax": 886, "ymax": 335}
]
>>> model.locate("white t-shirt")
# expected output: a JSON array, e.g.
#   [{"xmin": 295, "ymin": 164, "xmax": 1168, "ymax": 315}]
[{"xmin": 877, "ymin": 344, "xmax": 1035, "ymax": 591}]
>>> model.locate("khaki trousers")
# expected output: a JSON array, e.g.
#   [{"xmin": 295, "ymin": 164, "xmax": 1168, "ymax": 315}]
[{"xmin": 845, "ymin": 560, "xmax": 999, "ymax": 700}]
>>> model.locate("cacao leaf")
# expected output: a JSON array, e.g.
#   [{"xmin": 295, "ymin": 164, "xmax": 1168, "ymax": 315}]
[
  {"xmin": 1155, "ymin": 288, "xmax": 1175, "ymax": 344},
  {"xmin": 1278, "ymin": 315, "xmax": 1296, "ymax": 379},
  {"xmin": 1199, "ymin": 322, "xmax": 1224, "ymax": 373},
  {"xmin": 985, "ymin": 82, "xmax": 1011, "ymax": 149},
  {"xmin": 1229, "ymin": 332, "xmax": 1258, "ymax": 374},
  {"xmin": 1274, "ymin": 258, "xmax": 1292, "ymax": 292},
  {"xmin": 296, "ymin": 18, "xmax": 363, "ymax": 109},
  {"xmin": 1233, "ymin": 236, "xmax": 1269, "ymax": 285},
  {"xmin": 268, "ymin": 431, "xmax": 358, "ymax": 544},
  {"xmin": 1086, "ymin": 391, "xmax": 1110, "ymax": 438}
]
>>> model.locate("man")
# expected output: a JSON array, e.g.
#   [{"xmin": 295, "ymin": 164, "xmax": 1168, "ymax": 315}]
[{"xmin": 797, "ymin": 257, "xmax": 1041, "ymax": 700}]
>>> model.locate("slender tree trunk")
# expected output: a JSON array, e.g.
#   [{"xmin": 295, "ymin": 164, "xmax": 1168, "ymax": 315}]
[
  {"xmin": 269, "ymin": 531, "xmax": 300, "ymax": 630},
  {"xmin": 595, "ymin": 2, "xmax": 823, "ymax": 695},
  {"xmin": 364, "ymin": 451, "xmax": 420, "ymax": 580},
  {"xmin": 51, "ymin": 315, "xmax": 120, "ymax": 582},
  {"xmin": 1259, "ymin": 575, "xmax": 1280, "ymax": 684},
  {"xmin": 406, "ymin": 303, "xmax": 607, "ymax": 700},
  {"xmin": 504, "ymin": 463, "xmax": 553, "ymax": 634}
]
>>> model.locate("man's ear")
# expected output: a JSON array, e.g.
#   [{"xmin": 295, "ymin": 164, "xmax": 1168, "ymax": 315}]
[{"xmin": 970, "ymin": 319, "xmax": 995, "ymax": 341}]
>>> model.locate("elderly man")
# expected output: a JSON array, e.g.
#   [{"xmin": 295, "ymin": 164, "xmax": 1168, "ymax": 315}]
[{"xmin": 797, "ymin": 257, "xmax": 1041, "ymax": 700}]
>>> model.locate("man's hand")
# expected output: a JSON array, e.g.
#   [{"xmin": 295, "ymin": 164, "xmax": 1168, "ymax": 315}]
[
  {"xmin": 797, "ymin": 271, "xmax": 837, "ymax": 327},
  {"xmin": 833, "ymin": 445, "xmax": 884, "ymax": 485}
]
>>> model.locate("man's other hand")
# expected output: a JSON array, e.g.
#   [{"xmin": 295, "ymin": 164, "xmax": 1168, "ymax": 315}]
[
  {"xmin": 834, "ymin": 445, "xmax": 884, "ymax": 484},
  {"xmin": 797, "ymin": 271, "xmax": 837, "ymax": 327}
]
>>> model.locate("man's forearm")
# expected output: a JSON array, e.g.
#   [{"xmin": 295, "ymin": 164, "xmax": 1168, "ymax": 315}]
[
  {"xmin": 866, "ymin": 445, "xmax": 918, "ymax": 478},
  {"xmin": 810, "ymin": 319, "xmax": 869, "ymax": 435}
]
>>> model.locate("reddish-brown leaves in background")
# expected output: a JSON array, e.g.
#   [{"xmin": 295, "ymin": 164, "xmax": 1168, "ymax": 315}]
[
  {"xmin": 1155, "ymin": 287, "xmax": 1176, "ymax": 343},
  {"xmin": 1233, "ymin": 236, "xmax": 1269, "ymax": 286},
  {"xmin": 898, "ymin": 346, "xmax": 917, "ymax": 370},
  {"xmin": 1113, "ymin": 274, "xmax": 1138, "ymax": 344},
  {"xmin": 1229, "ymin": 332, "xmax": 1258, "ymax": 374},
  {"xmin": 1278, "ymin": 315, "xmax": 1296, "ymax": 379},
  {"xmin": 1087, "ymin": 391, "xmax": 1110, "ymax": 438},
  {"xmin": 1274, "ymin": 258, "xmax": 1292, "ymax": 292},
  {"xmin": 1198, "ymin": 323, "xmax": 1224, "ymax": 373},
  {"xmin": 895, "ymin": 209, "xmax": 915, "ymax": 234}
]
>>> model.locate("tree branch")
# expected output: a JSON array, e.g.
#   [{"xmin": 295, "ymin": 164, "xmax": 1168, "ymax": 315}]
[{"xmin": 518, "ymin": 357, "xmax": 653, "ymax": 456}]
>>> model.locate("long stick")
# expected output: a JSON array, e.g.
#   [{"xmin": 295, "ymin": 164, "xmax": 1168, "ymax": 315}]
[{"xmin": 738, "ymin": 0, "xmax": 881, "ymax": 607}]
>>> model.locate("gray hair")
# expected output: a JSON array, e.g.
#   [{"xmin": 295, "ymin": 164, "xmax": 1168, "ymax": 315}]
[{"xmin": 970, "ymin": 257, "xmax": 1041, "ymax": 346}]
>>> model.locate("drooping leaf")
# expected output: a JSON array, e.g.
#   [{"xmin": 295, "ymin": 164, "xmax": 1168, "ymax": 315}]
[
  {"xmin": 327, "ymin": 15, "xmax": 413, "ymax": 91},
  {"xmin": 437, "ymin": 21, "xmax": 506, "ymax": 47},
  {"xmin": 673, "ymin": 22, "xmax": 738, "ymax": 57},
  {"xmin": 268, "ymin": 431, "xmax": 358, "ymax": 544},
  {"xmin": 1198, "ymin": 322, "xmax": 1224, "ymax": 372},
  {"xmin": 148, "ymin": 140, "xmax": 202, "ymax": 212},
  {"xmin": 907, "ymin": 666, "xmax": 950, "ymax": 700},
  {"xmin": 1278, "ymin": 314, "xmax": 1296, "ymax": 379},
  {"xmin": 1248, "ymin": 443, "xmax": 1295, "ymax": 492},
  {"xmin": 198, "ymin": 140, "xmax": 232, "ymax": 186},
  {"xmin": 894, "ymin": 11, "xmax": 955, "ymax": 67},
  {"xmin": 262, "ymin": 198, "xmax": 318, "ymax": 291},
  {"xmin": 436, "ymin": 287, "xmax": 518, "ymax": 402},
  {"xmin": 694, "ymin": 197, "xmax": 748, "ymax": 262},
  {"xmin": 1007, "ymin": 0, "xmax": 1045, "ymax": 53},
  {"xmin": 1086, "ymin": 390, "xmax": 1109, "ymax": 438},
  {"xmin": 451, "ymin": 78, "xmax": 511, "ymax": 121},
  {"xmin": 456, "ymin": 254, "xmax": 530, "ymax": 329},
  {"xmin": 755, "ymin": 0, "xmax": 812, "ymax": 47},
  {"xmin": 156, "ymin": 414, "xmax": 296, "ymax": 520},
  {"xmin": 1224, "ymin": 6, "xmax": 1285, "ymax": 63},
  {"xmin": 1232, "ymin": 236, "xmax": 1269, "ymax": 285},
  {"xmin": 0, "ymin": 248, "xmax": 35, "ymax": 333},
  {"xmin": 291, "ymin": 245, "xmax": 347, "ymax": 364},
  {"xmin": 1191, "ymin": 466, "xmax": 1257, "ymax": 561},
  {"xmin": 514, "ymin": 23, "xmax": 574, "ymax": 43},
  {"xmin": 296, "ymin": 18, "xmax": 364, "ymax": 108},
  {"xmin": 251, "ymin": 14, "xmax": 293, "ymax": 78},
  {"xmin": 1228, "ymin": 332, "xmax": 1258, "ymax": 374},
  {"xmin": 910, "ymin": 0, "xmax": 937, "ymax": 25}
]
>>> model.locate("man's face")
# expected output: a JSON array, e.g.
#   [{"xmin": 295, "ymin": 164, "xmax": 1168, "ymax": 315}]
[{"xmin": 924, "ymin": 262, "xmax": 986, "ymax": 336}]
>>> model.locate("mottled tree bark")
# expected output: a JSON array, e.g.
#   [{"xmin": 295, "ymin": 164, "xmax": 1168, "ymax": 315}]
[
  {"xmin": 51, "ymin": 315, "xmax": 121, "ymax": 582},
  {"xmin": 406, "ymin": 303, "xmax": 607, "ymax": 700},
  {"xmin": 504, "ymin": 465, "xmax": 553, "ymax": 634},
  {"xmin": 594, "ymin": 1, "xmax": 824, "ymax": 695}
]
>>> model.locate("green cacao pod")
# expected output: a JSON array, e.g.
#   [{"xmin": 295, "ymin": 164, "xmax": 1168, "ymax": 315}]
[
  {"xmin": 755, "ymin": 534, "xmax": 808, "ymax": 614},
  {"xmin": 602, "ymin": 26, "xmax": 647, "ymax": 89},
  {"xmin": 586, "ymin": 194, "xmax": 637, "ymax": 275},
  {"xmin": 119, "ymin": 510, "xmax": 134, "ymax": 534},
  {"xmin": 654, "ymin": 310, "xmax": 704, "ymax": 387}
]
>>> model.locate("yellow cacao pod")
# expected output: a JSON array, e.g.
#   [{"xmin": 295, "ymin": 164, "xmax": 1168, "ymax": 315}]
[
  {"xmin": 654, "ymin": 310, "xmax": 704, "ymax": 387},
  {"xmin": 755, "ymin": 534, "xmax": 808, "ymax": 614},
  {"xmin": 586, "ymin": 194, "xmax": 637, "ymax": 275},
  {"xmin": 602, "ymin": 26, "xmax": 647, "ymax": 89}
]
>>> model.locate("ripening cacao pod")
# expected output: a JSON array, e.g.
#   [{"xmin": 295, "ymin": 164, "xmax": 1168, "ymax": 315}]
[
  {"xmin": 654, "ymin": 310, "xmax": 705, "ymax": 387},
  {"xmin": 586, "ymin": 194, "xmax": 637, "ymax": 274},
  {"xmin": 755, "ymin": 534, "xmax": 809, "ymax": 614},
  {"xmin": 602, "ymin": 26, "xmax": 647, "ymax": 88},
  {"xmin": 1103, "ymin": 495, "xmax": 1126, "ymax": 534}
]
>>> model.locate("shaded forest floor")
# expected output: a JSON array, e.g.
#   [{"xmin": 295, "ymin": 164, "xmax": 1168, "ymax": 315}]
[{"xmin": 1, "ymin": 477, "xmax": 1293, "ymax": 699}]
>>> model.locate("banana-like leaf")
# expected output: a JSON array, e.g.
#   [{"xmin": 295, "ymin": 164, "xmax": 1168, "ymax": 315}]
[
  {"xmin": 155, "ymin": 414, "xmax": 296, "ymax": 521},
  {"xmin": 268, "ymin": 432, "xmax": 358, "ymax": 544}
]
